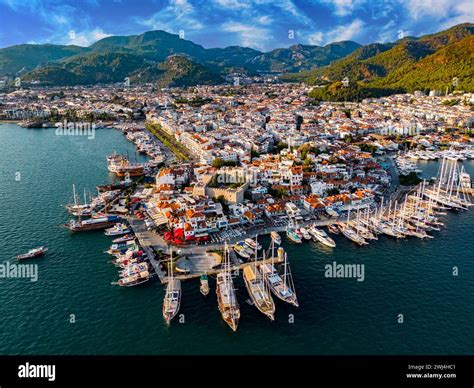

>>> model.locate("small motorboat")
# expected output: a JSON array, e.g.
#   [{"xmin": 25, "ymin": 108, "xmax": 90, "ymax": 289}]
[
  {"xmin": 15, "ymin": 246, "xmax": 48, "ymax": 260},
  {"xmin": 270, "ymin": 231, "xmax": 281, "ymax": 245},
  {"xmin": 104, "ymin": 223, "xmax": 131, "ymax": 236},
  {"xmin": 200, "ymin": 274, "xmax": 210, "ymax": 296},
  {"xmin": 112, "ymin": 234, "xmax": 135, "ymax": 244}
]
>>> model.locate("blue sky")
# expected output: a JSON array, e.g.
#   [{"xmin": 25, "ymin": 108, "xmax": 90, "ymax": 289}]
[{"xmin": 0, "ymin": 0, "xmax": 472, "ymax": 50}]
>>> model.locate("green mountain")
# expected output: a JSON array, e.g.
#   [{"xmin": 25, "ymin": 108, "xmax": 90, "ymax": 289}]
[
  {"xmin": 130, "ymin": 55, "xmax": 224, "ymax": 87},
  {"xmin": 21, "ymin": 53, "xmax": 224, "ymax": 87},
  {"xmin": 0, "ymin": 44, "xmax": 89, "ymax": 76},
  {"xmin": 282, "ymin": 42, "xmax": 394, "ymax": 83},
  {"xmin": 87, "ymin": 32, "xmax": 360, "ymax": 73},
  {"xmin": 291, "ymin": 23, "xmax": 474, "ymax": 100},
  {"xmin": 88, "ymin": 30, "xmax": 208, "ymax": 63},
  {"xmin": 21, "ymin": 52, "xmax": 148, "ymax": 85},
  {"xmin": 3, "ymin": 24, "xmax": 471, "ymax": 91},
  {"xmin": 367, "ymin": 35, "xmax": 474, "ymax": 92},
  {"xmin": 0, "ymin": 30, "xmax": 361, "ymax": 85},
  {"xmin": 248, "ymin": 41, "xmax": 361, "ymax": 72}
]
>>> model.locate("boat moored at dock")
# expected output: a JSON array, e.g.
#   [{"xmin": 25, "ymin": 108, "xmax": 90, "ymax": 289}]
[
  {"xmin": 107, "ymin": 151, "xmax": 144, "ymax": 177},
  {"xmin": 216, "ymin": 243, "xmax": 240, "ymax": 331},
  {"xmin": 260, "ymin": 249, "xmax": 298, "ymax": 308},
  {"xmin": 116, "ymin": 270, "xmax": 150, "ymax": 287},
  {"xmin": 286, "ymin": 227, "xmax": 302, "ymax": 243},
  {"xmin": 104, "ymin": 223, "xmax": 131, "ymax": 236},
  {"xmin": 200, "ymin": 274, "xmax": 210, "ymax": 296},
  {"xmin": 244, "ymin": 238, "xmax": 262, "ymax": 251},
  {"xmin": 64, "ymin": 215, "xmax": 120, "ymax": 232},
  {"xmin": 233, "ymin": 241, "xmax": 252, "ymax": 260},
  {"xmin": 243, "ymin": 264, "xmax": 275, "ymax": 321},
  {"xmin": 299, "ymin": 227, "xmax": 312, "ymax": 240},
  {"xmin": 163, "ymin": 249, "xmax": 182, "ymax": 325},
  {"xmin": 309, "ymin": 225, "xmax": 336, "ymax": 248},
  {"xmin": 270, "ymin": 231, "xmax": 281, "ymax": 245}
]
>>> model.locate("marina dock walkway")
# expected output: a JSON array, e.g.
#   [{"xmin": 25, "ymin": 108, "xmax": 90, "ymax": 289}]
[
  {"xmin": 127, "ymin": 216, "xmax": 287, "ymax": 284},
  {"xmin": 126, "ymin": 217, "xmax": 167, "ymax": 282}
]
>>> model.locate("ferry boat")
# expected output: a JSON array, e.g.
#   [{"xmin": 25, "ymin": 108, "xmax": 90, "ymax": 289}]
[
  {"xmin": 200, "ymin": 274, "xmax": 210, "ymax": 296},
  {"xmin": 244, "ymin": 238, "xmax": 262, "ymax": 250},
  {"xmin": 104, "ymin": 223, "xmax": 131, "ymax": 236},
  {"xmin": 216, "ymin": 244, "xmax": 240, "ymax": 332},
  {"xmin": 309, "ymin": 225, "xmax": 336, "ymax": 248},
  {"xmin": 64, "ymin": 215, "xmax": 120, "ymax": 232},
  {"xmin": 15, "ymin": 246, "xmax": 48, "ymax": 260},
  {"xmin": 286, "ymin": 228, "xmax": 302, "ymax": 243},
  {"xmin": 116, "ymin": 271, "xmax": 150, "ymax": 287},
  {"xmin": 243, "ymin": 264, "xmax": 275, "ymax": 321},
  {"xmin": 270, "ymin": 231, "xmax": 281, "ymax": 245}
]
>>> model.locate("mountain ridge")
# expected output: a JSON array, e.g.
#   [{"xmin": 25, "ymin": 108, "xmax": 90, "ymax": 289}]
[
  {"xmin": 286, "ymin": 23, "xmax": 474, "ymax": 100},
  {"xmin": 1, "ymin": 23, "xmax": 472, "ymax": 93}
]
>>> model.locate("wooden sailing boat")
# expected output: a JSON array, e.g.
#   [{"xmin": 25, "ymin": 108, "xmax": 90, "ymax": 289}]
[
  {"xmin": 216, "ymin": 242, "xmax": 240, "ymax": 331},
  {"xmin": 260, "ymin": 243, "xmax": 298, "ymax": 307},
  {"xmin": 243, "ymin": 237, "xmax": 275, "ymax": 321},
  {"xmin": 339, "ymin": 206, "xmax": 368, "ymax": 245},
  {"xmin": 65, "ymin": 184, "xmax": 93, "ymax": 217},
  {"xmin": 162, "ymin": 248, "xmax": 181, "ymax": 325}
]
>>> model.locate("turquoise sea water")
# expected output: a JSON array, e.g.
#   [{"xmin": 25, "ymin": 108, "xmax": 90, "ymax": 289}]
[{"xmin": 0, "ymin": 123, "xmax": 473, "ymax": 355}]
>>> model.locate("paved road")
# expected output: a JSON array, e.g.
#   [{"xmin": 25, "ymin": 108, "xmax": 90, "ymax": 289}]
[{"xmin": 143, "ymin": 126, "xmax": 177, "ymax": 164}]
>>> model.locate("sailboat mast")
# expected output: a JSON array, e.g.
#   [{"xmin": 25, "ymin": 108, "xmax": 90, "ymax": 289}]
[
  {"xmin": 447, "ymin": 160, "xmax": 456, "ymax": 200},
  {"xmin": 169, "ymin": 246, "xmax": 173, "ymax": 289},
  {"xmin": 437, "ymin": 157, "xmax": 446, "ymax": 195},
  {"xmin": 254, "ymin": 235, "xmax": 258, "ymax": 272},
  {"xmin": 73, "ymin": 184, "xmax": 77, "ymax": 206}
]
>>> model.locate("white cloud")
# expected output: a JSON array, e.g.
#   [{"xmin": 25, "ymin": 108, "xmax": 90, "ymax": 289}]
[
  {"xmin": 213, "ymin": 0, "xmax": 250, "ymax": 10},
  {"xmin": 308, "ymin": 31, "xmax": 324, "ymax": 45},
  {"xmin": 172, "ymin": 0, "xmax": 194, "ymax": 14},
  {"xmin": 66, "ymin": 28, "xmax": 112, "ymax": 47},
  {"xmin": 308, "ymin": 19, "xmax": 365, "ymax": 45},
  {"xmin": 257, "ymin": 15, "xmax": 273, "ymax": 25},
  {"xmin": 401, "ymin": 0, "xmax": 474, "ymax": 21},
  {"xmin": 222, "ymin": 22, "xmax": 270, "ymax": 50},
  {"xmin": 322, "ymin": 0, "xmax": 357, "ymax": 16},
  {"xmin": 137, "ymin": 0, "xmax": 204, "ymax": 33}
]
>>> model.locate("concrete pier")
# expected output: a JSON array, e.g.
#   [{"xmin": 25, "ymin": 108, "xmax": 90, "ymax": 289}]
[{"xmin": 127, "ymin": 216, "xmax": 287, "ymax": 284}]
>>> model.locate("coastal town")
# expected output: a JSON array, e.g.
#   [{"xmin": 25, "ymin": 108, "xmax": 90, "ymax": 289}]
[
  {"xmin": 1, "ymin": 0, "xmax": 474, "ymax": 380},
  {"xmin": 3, "ymin": 81, "xmax": 473, "ymax": 331}
]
